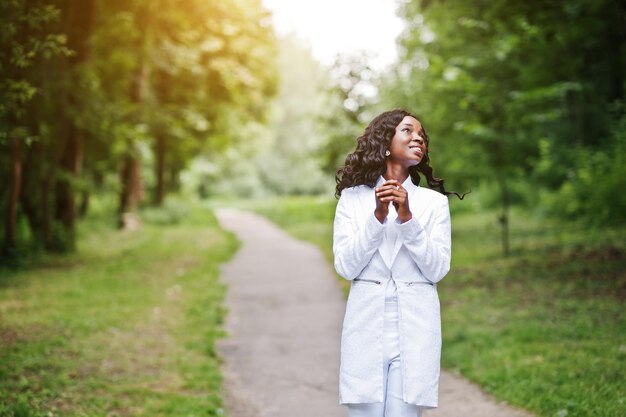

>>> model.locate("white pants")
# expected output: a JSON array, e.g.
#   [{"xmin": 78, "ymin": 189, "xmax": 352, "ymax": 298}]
[{"xmin": 347, "ymin": 297, "xmax": 423, "ymax": 417}]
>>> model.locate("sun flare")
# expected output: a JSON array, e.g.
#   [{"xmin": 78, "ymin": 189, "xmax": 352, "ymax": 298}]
[{"xmin": 262, "ymin": 0, "xmax": 404, "ymax": 69}]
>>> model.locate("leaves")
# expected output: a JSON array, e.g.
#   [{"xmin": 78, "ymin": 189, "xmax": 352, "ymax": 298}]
[
  {"xmin": 381, "ymin": 0, "xmax": 625, "ymax": 224},
  {"xmin": 0, "ymin": 0, "xmax": 278, "ymax": 252}
]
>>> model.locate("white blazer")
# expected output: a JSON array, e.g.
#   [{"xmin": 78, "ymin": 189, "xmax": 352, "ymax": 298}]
[{"xmin": 333, "ymin": 175, "xmax": 451, "ymax": 408}]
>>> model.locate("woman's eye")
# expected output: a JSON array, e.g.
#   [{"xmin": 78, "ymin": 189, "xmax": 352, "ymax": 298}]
[{"xmin": 402, "ymin": 128, "xmax": 410, "ymax": 133}]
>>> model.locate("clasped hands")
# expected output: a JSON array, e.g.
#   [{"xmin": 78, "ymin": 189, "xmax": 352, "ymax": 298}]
[{"xmin": 374, "ymin": 179, "xmax": 412, "ymax": 224}]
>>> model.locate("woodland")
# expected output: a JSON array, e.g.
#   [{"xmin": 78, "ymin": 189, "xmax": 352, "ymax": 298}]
[{"xmin": 1, "ymin": 0, "xmax": 624, "ymax": 259}]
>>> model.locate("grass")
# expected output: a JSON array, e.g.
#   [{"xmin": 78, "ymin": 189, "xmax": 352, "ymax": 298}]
[
  {"xmin": 0, "ymin": 201, "xmax": 238, "ymax": 417},
  {"xmin": 246, "ymin": 195, "xmax": 626, "ymax": 417}
]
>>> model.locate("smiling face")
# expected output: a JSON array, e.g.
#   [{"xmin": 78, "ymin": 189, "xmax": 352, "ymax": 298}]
[{"xmin": 388, "ymin": 115, "xmax": 426, "ymax": 168}]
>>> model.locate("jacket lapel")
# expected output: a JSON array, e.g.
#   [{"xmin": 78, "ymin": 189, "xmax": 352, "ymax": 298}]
[
  {"xmin": 361, "ymin": 177, "xmax": 394, "ymax": 269},
  {"xmin": 388, "ymin": 177, "xmax": 422, "ymax": 267},
  {"xmin": 381, "ymin": 206, "xmax": 397, "ymax": 269}
]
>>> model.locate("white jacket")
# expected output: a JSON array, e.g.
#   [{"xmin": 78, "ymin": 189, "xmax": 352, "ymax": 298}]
[{"xmin": 333, "ymin": 176, "xmax": 451, "ymax": 408}]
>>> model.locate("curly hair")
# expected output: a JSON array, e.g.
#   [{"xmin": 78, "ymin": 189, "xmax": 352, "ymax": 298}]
[{"xmin": 335, "ymin": 109, "xmax": 465, "ymax": 199}]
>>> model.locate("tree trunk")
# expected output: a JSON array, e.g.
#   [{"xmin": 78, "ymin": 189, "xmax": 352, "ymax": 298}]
[
  {"xmin": 4, "ymin": 137, "xmax": 22, "ymax": 254},
  {"xmin": 169, "ymin": 164, "xmax": 181, "ymax": 193},
  {"xmin": 53, "ymin": 125, "xmax": 83, "ymax": 251},
  {"xmin": 79, "ymin": 189, "xmax": 90, "ymax": 218},
  {"xmin": 50, "ymin": 0, "xmax": 95, "ymax": 252},
  {"xmin": 42, "ymin": 173, "xmax": 53, "ymax": 250},
  {"xmin": 494, "ymin": 129, "xmax": 510, "ymax": 258},
  {"xmin": 497, "ymin": 170, "xmax": 510, "ymax": 257},
  {"xmin": 118, "ymin": 31, "xmax": 151, "ymax": 224},
  {"xmin": 20, "ymin": 141, "xmax": 43, "ymax": 246},
  {"xmin": 606, "ymin": 0, "xmax": 624, "ymax": 103},
  {"xmin": 153, "ymin": 133, "xmax": 166, "ymax": 206},
  {"xmin": 119, "ymin": 152, "xmax": 143, "ymax": 229}
]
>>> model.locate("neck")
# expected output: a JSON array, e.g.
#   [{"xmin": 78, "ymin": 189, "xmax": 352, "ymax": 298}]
[{"xmin": 383, "ymin": 163, "xmax": 410, "ymax": 183}]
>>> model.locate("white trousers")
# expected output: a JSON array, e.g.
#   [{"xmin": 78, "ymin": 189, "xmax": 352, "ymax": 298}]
[{"xmin": 347, "ymin": 297, "xmax": 423, "ymax": 417}]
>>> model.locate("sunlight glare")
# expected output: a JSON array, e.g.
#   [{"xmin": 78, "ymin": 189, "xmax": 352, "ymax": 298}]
[{"xmin": 262, "ymin": 0, "xmax": 404, "ymax": 69}]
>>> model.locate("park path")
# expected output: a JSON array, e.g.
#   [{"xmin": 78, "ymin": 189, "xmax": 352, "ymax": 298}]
[{"xmin": 215, "ymin": 208, "xmax": 533, "ymax": 417}]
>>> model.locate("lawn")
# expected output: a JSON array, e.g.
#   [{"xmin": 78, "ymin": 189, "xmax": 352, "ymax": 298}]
[
  {"xmin": 0, "ymin": 202, "xmax": 238, "ymax": 417},
  {"xmin": 248, "ymin": 195, "xmax": 626, "ymax": 417}
]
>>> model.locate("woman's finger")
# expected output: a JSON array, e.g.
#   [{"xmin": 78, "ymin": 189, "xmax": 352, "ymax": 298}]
[{"xmin": 376, "ymin": 184, "xmax": 404, "ymax": 194}]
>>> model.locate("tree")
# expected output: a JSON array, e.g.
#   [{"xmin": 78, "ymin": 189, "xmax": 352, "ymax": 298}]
[
  {"xmin": 209, "ymin": 35, "xmax": 328, "ymax": 197},
  {"xmin": 51, "ymin": 0, "xmax": 96, "ymax": 250},
  {"xmin": 318, "ymin": 53, "xmax": 379, "ymax": 178},
  {"xmin": 0, "ymin": 1, "xmax": 70, "ymax": 256},
  {"xmin": 1, "ymin": 0, "xmax": 279, "ymax": 257},
  {"xmin": 86, "ymin": 0, "xmax": 278, "ymax": 220},
  {"xmin": 383, "ymin": 0, "xmax": 625, "ymax": 255}
]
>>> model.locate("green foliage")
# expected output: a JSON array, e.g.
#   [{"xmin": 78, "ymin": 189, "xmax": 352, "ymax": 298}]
[
  {"xmin": 318, "ymin": 53, "xmax": 379, "ymax": 176},
  {"xmin": 206, "ymin": 36, "xmax": 332, "ymax": 198},
  {"xmin": 380, "ymin": 0, "xmax": 626, "ymax": 228},
  {"xmin": 0, "ymin": 1, "xmax": 69, "ymax": 122},
  {"xmin": 81, "ymin": 0, "xmax": 278, "ymax": 178},
  {"xmin": 538, "ymin": 112, "xmax": 626, "ymax": 225},
  {"xmin": 249, "ymin": 196, "xmax": 626, "ymax": 417},
  {"xmin": 1, "ymin": 0, "xmax": 278, "ymax": 256},
  {"xmin": 47, "ymin": 221, "xmax": 76, "ymax": 253},
  {"xmin": 140, "ymin": 197, "xmax": 192, "ymax": 225}
]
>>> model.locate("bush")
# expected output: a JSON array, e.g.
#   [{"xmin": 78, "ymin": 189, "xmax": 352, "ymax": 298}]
[
  {"xmin": 539, "ymin": 114, "xmax": 626, "ymax": 226},
  {"xmin": 140, "ymin": 198, "xmax": 191, "ymax": 225}
]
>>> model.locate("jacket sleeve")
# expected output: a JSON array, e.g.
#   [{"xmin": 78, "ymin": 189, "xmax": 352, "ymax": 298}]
[
  {"xmin": 396, "ymin": 195, "xmax": 451, "ymax": 283},
  {"xmin": 333, "ymin": 189, "xmax": 386, "ymax": 280}
]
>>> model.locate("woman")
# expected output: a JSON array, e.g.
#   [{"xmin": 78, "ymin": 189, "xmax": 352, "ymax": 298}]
[{"xmin": 333, "ymin": 109, "xmax": 461, "ymax": 417}]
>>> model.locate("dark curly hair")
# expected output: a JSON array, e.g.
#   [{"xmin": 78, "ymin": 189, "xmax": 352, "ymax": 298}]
[{"xmin": 335, "ymin": 109, "xmax": 465, "ymax": 199}]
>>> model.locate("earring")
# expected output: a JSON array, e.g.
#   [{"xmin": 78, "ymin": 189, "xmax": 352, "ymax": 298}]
[{"xmin": 385, "ymin": 150, "xmax": 391, "ymax": 157}]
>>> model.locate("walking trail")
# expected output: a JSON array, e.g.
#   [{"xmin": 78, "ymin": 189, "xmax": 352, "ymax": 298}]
[{"xmin": 215, "ymin": 208, "xmax": 533, "ymax": 417}]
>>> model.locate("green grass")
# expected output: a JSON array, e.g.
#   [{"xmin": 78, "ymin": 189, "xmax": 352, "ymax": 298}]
[
  {"xmin": 246, "ymin": 195, "xmax": 626, "ymax": 417},
  {"xmin": 0, "ymin": 202, "xmax": 238, "ymax": 417}
]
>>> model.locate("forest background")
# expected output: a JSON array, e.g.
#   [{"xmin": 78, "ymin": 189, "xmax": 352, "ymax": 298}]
[
  {"xmin": 2, "ymin": 0, "xmax": 625, "ymax": 257},
  {"xmin": 0, "ymin": 0, "xmax": 624, "ymax": 416},
  {"xmin": 1, "ymin": 0, "xmax": 625, "ymax": 256}
]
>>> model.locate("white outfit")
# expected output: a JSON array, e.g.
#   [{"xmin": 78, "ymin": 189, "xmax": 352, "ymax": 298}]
[
  {"xmin": 347, "ymin": 281, "xmax": 423, "ymax": 417},
  {"xmin": 334, "ymin": 176, "xmax": 451, "ymax": 409}
]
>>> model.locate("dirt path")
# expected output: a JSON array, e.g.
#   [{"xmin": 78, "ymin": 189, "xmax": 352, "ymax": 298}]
[{"xmin": 215, "ymin": 208, "xmax": 533, "ymax": 417}]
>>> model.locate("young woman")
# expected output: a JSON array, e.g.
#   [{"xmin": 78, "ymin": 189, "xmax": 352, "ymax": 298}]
[{"xmin": 334, "ymin": 109, "xmax": 461, "ymax": 417}]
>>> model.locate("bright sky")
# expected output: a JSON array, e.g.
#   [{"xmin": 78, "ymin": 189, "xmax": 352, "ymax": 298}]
[{"xmin": 261, "ymin": 0, "xmax": 404, "ymax": 70}]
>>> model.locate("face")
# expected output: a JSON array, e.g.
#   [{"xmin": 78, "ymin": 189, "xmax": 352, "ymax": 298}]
[{"xmin": 388, "ymin": 115, "xmax": 426, "ymax": 167}]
